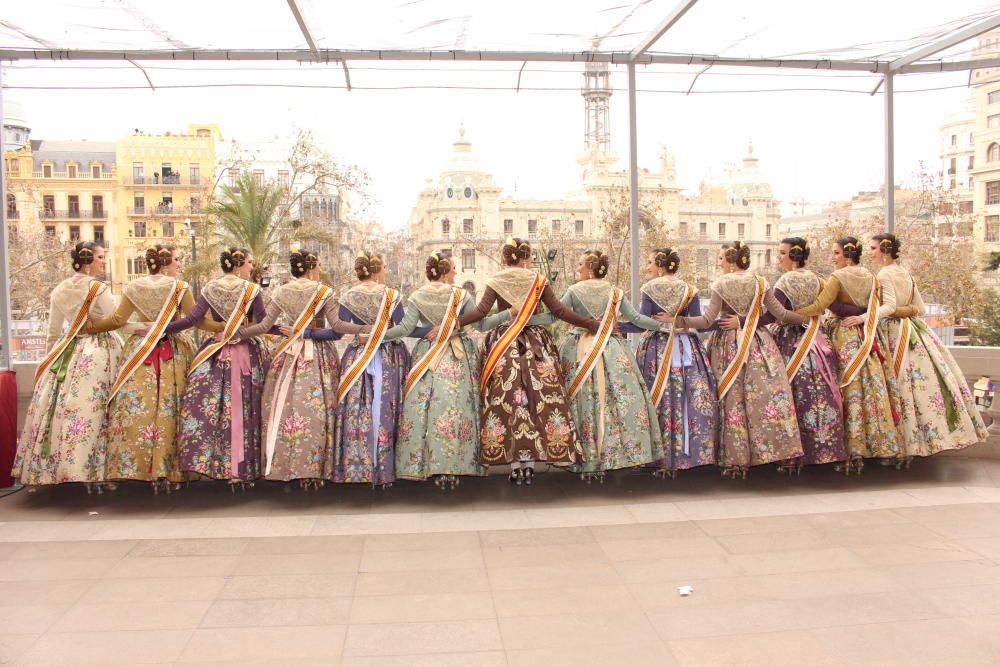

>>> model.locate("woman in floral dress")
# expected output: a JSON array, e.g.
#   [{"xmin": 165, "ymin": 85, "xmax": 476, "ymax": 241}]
[
  {"xmin": 620, "ymin": 248, "xmax": 719, "ymax": 478},
  {"xmin": 167, "ymin": 247, "xmax": 269, "ymax": 488},
  {"xmin": 455, "ymin": 238, "xmax": 600, "ymax": 485},
  {"xmin": 546, "ymin": 249, "xmax": 666, "ymax": 482},
  {"xmin": 868, "ymin": 233, "xmax": 986, "ymax": 463},
  {"xmin": 673, "ymin": 240, "xmax": 805, "ymax": 478},
  {"xmin": 384, "ymin": 252, "xmax": 510, "ymax": 488},
  {"xmin": 236, "ymin": 250, "xmax": 369, "ymax": 489},
  {"xmin": 326, "ymin": 251, "xmax": 411, "ymax": 487},
  {"xmin": 84, "ymin": 245, "xmax": 223, "ymax": 491},
  {"xmin": 793, "ymin": 236, "xmax": 901, "ymax": 473},
  {"xmin": 13, "ymin": 242, "xmax": 122, "ymax": 492},
  {"xmin": 756, "ymin": 238, "xmax": 846, "ymax": 472}
]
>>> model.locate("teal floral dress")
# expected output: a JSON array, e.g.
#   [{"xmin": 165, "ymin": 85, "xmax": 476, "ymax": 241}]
[{"xmin": 386, "ymin": 283, "xmax": 509, "ymax": 480}]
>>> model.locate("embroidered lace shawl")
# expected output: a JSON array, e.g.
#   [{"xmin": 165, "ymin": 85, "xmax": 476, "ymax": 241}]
[
  {"xmin": 568, "ymin": 279, "xmax": 613, "ymax": 318},
  {"xmin": 202, "ymin": 274, "xmax": 254, "ymax": 318},
  {"xmin": 125, "ymin": 275, "xmax": 186, "ymax": 321},
  {"xmin": 774, "ymin": 269, "xmax": 821, "ymax": 310},
  {"xmin": 712, "ymin": 271, "xmax": 767, "ymax": 316},
  {"xmin": 408, "ymin": 282, "xmax": 468, "ymax": 325},
  {"xmin": 487, "ymin": 267, "xmax": 545, "ymax": 311},
  {"xmin": 833, "ymin": 266, "xmax": 875, "ymax": 306},
  {"xmin": 341, "ymin": 281, "xmax": 391, "ymax": 325},
  {"xmin": 641, "ymin": 276, "xmax": 694, "ymax": 314}
]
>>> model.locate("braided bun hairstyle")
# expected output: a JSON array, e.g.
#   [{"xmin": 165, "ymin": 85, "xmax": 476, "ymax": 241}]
[
  {"xmin": 581, "ymin": 249, "xmax": 610, "ymax": 279},
  {"xmin": 289, "ymin": 249, "xmax": 319, "ymax": 278},
  {"xmin": 653, "ymin": 247, "xmax": 680, "ymax": 274},
  {"xmin": 838, "ymin": 236, "xmax": 862, "ymax": 264},
  {"xmin": 425, "ymin": 251, "xmax": 453, "ymax": 281},
  {"xmin": 501, "ymin": 237, "xmax": 532, "ymax": 266},
  {"xmin": 872, "ymin": 232, "xmax": 901, "ymax": 259},
  {"xmin": 220, "ymin": 247, "xmax": 249, "ymax": 274},
  {"xmin": 722, "ymin": 240, "xmax": 751, "ymax": 270},
  {"xmin": 70, "ymin": 241, "xmax": 99, "ymax": 272},
  {"xmin": 145, "ymin": 244, "xmax": 176, "ymax": 275},
  {"xmin": 355, "ymin": 251, "xmax": 384, "ymax": 281},
  {"xmin": 781, "ymin": 237, "xmax": 810, "ymax": 268}
]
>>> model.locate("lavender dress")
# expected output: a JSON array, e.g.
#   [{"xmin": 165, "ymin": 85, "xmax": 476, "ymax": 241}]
[
  {"xmin": 167, "ymin": 276, "xmax": 268, "ymax": 481},
  {"xmin": 320, "ymin": 283, "xmax": 411, "ymax": 485},
  {"xmin": 621, "ymin": 279, "xmax": 718, "ymax": 472}
]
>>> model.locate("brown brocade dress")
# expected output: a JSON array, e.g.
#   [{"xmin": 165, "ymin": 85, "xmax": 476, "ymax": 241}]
[{"xmin": 457, "ymin": 268, "xmax": 599, "ymax": 466}]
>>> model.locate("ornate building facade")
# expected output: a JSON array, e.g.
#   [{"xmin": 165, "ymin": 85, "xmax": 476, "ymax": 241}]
[{"xmin": 407, "ymin": 61, "xmax": 781, "ymax": 297}]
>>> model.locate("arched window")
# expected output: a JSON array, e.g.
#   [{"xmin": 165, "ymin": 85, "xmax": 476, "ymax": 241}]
[
  {"xmin": 134, "ymin": 254, "xmax": 146, "ymax": 274},
  {"xmin": 989, "ymin": 143, "xmax": 1000, "ymax": 162}
]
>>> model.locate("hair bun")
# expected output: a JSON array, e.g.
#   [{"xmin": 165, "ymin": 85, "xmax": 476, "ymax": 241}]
[
  {"xmin": 355, "ymin": 251, "xmax": 383, "ymax": 281},
  {"xmin": 502, "ymin": 237, "xmax": 532, "ymax": 266}
]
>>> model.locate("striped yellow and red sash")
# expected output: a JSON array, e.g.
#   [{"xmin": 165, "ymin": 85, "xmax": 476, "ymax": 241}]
[
  {"xmin": 649, "ymin": 283, "xmax": 695, "ymax": 405},
  {"xmin": 891, "ymin": 317, "xmax": 911, "ymax": 381},
  {"xmin": 107, "ymin": 280, "xmax": 187, "ymax": 403},
  {"xmin": 336, "ymin": 287, "xmax": 399, "ymax": 403},
  {"xmin": 271, "ymin": 284, "xmax": 332, "ymax": 360},
  {"xmin": 717, "ymin": 275, "xmax": 765, "ymax": 399},
  {"xmin": 404, "ymin": 287, "xmax": 463, "ymax": 398},
  {"xmin": 34, "ymin": 280, "xmax": 104, "ymax": 385},
  {"xmin": 480, "ymin": 273, "xmax": 546, "ymax": 397},
  {"xmin": 785, "ymin": 316, "xmax": 820, "ymax": 382},
  {"xmin": 187, "ymin": 282, "xmax": 260, "ymax": 376},
  {"xmin": 839, "ymin": 277, "xmax": 880, "ymax": 388},
  {"xmin": 566, "ymin": 287, "xmax": 622, "ymax": 401}
]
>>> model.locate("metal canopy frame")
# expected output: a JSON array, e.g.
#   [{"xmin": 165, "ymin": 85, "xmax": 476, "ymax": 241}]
[{"xmin": 2, "ymin": 8, "xmax": 1000, "ymax": 369}]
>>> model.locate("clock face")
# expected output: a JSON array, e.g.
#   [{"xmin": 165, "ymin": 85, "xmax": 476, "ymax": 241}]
[
  {"xmin": 464, "ymin": 186, "xmax": 473, "ymax": 199},
  {"xmin": 446, "ymin": 187, "xmax": 454, "ymax": 198}
]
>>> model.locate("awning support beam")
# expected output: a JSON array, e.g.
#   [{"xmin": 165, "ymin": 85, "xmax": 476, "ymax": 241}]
[
  {"xmin": 629, "ymin": 0, "xmax": 700, "ymax": 61},
  {"xmin": 889, "ymin": 14, "xmax": 1000, "ymax": 71}
]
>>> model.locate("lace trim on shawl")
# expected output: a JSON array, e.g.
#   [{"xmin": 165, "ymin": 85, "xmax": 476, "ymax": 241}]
[
  {"xmin": 641, "ymin": 276, "xmax": 693, "ymax": 314},
  {"xmin": 125, "ymin": 275, "xmax": 185, "ymax": 321},
  {"xmin": 487, "ymin": 267, "xmax": 546, "ymax": 311},
  {"xmin": 408, "ymin": 283, "xmax": 466, "ymax": 325},
  {"xmin": 712, "ymin": 272, "xmax": 765, "ymax": 316},
  {"xmin": 341, "ymin": 281, "xmax": 389, "ymax": 324},
  {"xmin": 271, "ymin": 278, "xmax": 326, "ymax": 323},
  {"xmin": 53, "ymin": 274, "xmax": 114, "ymax": 321},
  {"xmin": 833, "ymin": 266, "xmax": 875, "ymax": 306},
  {"xmin": 568, "ymin": 279, "xmax": 613, "ymax": 319},
  {"xmin": 202, "ymin": 274, "xmax": 254, "ymax": 318},
  {"xmin": 774, "ymin": 269, "xmax": 820, "ymax": 310}
]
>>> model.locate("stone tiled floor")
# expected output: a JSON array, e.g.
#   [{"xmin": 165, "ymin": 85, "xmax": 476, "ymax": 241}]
[{"xmin": 2, "ymin": 453, "xmax": 1000, "ymax": 666}]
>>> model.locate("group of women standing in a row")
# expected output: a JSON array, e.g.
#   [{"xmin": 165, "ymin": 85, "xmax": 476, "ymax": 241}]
[{"xmin": 12, "ymin": 231, "xmax": 986, "ymax": 493}]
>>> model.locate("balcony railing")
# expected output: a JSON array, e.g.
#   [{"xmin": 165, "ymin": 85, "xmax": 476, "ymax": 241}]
[
  {"xmin": 31, "ymin": 170, "xmax": 113, "ymax": 180},
  {"xmin": 40, "ymin": 209, "xmax": 108, "ymax": 219},
  {"xmin": 5, "ymin": 210, "xmax": 19, "ymax": 219},
  {"xmin": 124, "ymin": 174, "xmax": 202, "ymax": 186},
  {"xmin": 127, "ymin": 205, "xmax": 198, "ymax": 216}
]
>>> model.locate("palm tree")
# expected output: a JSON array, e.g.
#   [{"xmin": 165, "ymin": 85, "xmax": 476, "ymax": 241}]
[{"xmin": 212, "ymin": 172, "xmax": 286, "ymax": 281}]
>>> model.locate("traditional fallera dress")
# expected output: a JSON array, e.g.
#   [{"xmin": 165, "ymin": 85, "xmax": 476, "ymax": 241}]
[
  {"xmin": 764, "ymin": 269, "xmax": 847, "ymax": 467},
  {"xmin": 237, "ymin": 278, "xmax": 368, "ymax": 482},
  {"xmin": 795, "ymin": 265, "xmax": 901, "ymax": 464},
  {"xmin": 621, "ymin": 277, "xmax": 719, "ymax": 473},
  {"xmin": 875, "ymin": 263, "xmax": 987, "ymax": 457},
  {"xmin": 548, "ymin": 279, "xmax": 665, "ymax": 475},
  {"xmin": 85, "ymin": 275, "xmax": 223, "ymax": 483},
  {"xmin": 385, "ymin": 283, "xmax": 509, "ymax": 481},
  {"xmin": 167, "ymin": 273, "xmax": 269, "ymax": 481},
  {"xmin": 13, "ymin": 274, "xmax": 122, "ymax": 485},
  {"xmin": 331, "ymin": 281, "xmax": 411, "ymax": 485},
  {"xmin": 457, "ymin": 267, "xmax": 597, "ymax": 467},
  {"xmin": 676, "ymin": 271, "xmax": 805, "ymax": 472}
]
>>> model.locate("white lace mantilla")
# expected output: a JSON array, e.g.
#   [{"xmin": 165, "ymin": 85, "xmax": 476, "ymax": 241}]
[
  {"xmin": 408, "ymin": 283, "xmax": 466, "ymax": 325},
  {"xmin": 641, "ymin": 276, "xmax": 693, "ymax": 314},
  {"xmin": 568, "ymin": 279, "xmax": 613, "ymax": 319},
  {"xmin": 341, "ymin": 281, "xmax": 391, "ymax": 325},
  {"xmin": 487, "ymin": 267, "xmax": 545, "ymax": 311},
  {"xmin": 202, "ymin": 274, "xmax": 254, "ymax": 318},
  {"xmin": 774, "ymin": 269, "xmax": 820, "ymax": 310},
  {"xmin": 272, "ymin": 279, "xmax": 327, "ymax": 323},
  {"xmin": 713, "ymin": 271, "xmax": 766, "ymax": 316},
  {"xmin": 126, "ymin": 275, "xmax": 186, "ymax": 321}
]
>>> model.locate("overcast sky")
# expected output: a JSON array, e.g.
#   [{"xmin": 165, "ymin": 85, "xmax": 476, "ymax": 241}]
[{"xmin": 4, "ymin": 64, "xmax": 972, "ymax": 230}]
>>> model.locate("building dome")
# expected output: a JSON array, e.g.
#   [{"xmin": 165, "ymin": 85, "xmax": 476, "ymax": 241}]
[
  {"xmin": 3, "ymin": 98, "xmax": 30, "ymax": 150},
  {"xmin": 443, "ymin": 124, "xmax": 484, "ymax": 175}
]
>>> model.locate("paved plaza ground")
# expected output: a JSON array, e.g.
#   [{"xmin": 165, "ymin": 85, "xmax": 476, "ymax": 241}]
[{"xmin": 2, "ymin": 453, "xmax": 1000, "ymax": 666}]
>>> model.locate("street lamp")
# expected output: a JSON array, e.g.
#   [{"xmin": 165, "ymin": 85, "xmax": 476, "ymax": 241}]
[{"xmin": 183, "ymin": 217, "xmax": 197, "ymax": 296}]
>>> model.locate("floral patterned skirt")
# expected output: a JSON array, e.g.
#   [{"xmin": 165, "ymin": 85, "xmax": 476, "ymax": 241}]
[
  {"xmin": 333, "ymin": 340, "xmax": 411, "ymax": 484},
  {"xmin": 826, "ymin": 318, "xmax": 900, "ymax": 460},
  {"xmin": 260, "ymin": 339, "xmax": 340, "ymax": 481},
  {"xmin": 635, "ymin": 331, "xmax": 718, "ymax": 471},
  {"xmin": 396, "ymin": 336, "xmax": 484, "ymax": 480},
  {"xmin": 106, "ymin": 333, "xmax": 197, "ymax": 482},
  {"xmin": 178, "ymin": 339, "xmax": 268, "ymax": 481},
  {"xmin": 480, "ymin": 325, "xmax": 583, "ymax": 466},
  {"xmin": 14, "ymin": 332, "xmax": 121, "ymax": 485},
  {"xmin": 560, "ymin": 332, "xmax": 660, "ymax": 473},
  {"xmin": 877, "ymin": 318, "xmax": 986, "ymax": 457},
  {"xmin": 771, "ymin": 324, "xmax": 847, "ymax": 465},
  {"xmin": 705, "ymin": 327, "xmax": 803, "ymax": 468}
]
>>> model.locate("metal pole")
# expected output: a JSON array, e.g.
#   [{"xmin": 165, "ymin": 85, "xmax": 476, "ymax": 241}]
[
  {"xmin": 627, "ymin": 62, "xmax": 641, "ymax": 306},
  {"xmin": 0, "ymin": 62, "xmax": 13, "ymax": 370},
  {"xmin": 884, "ymin": 72, "xmax": 895, "ymax": 233}
]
